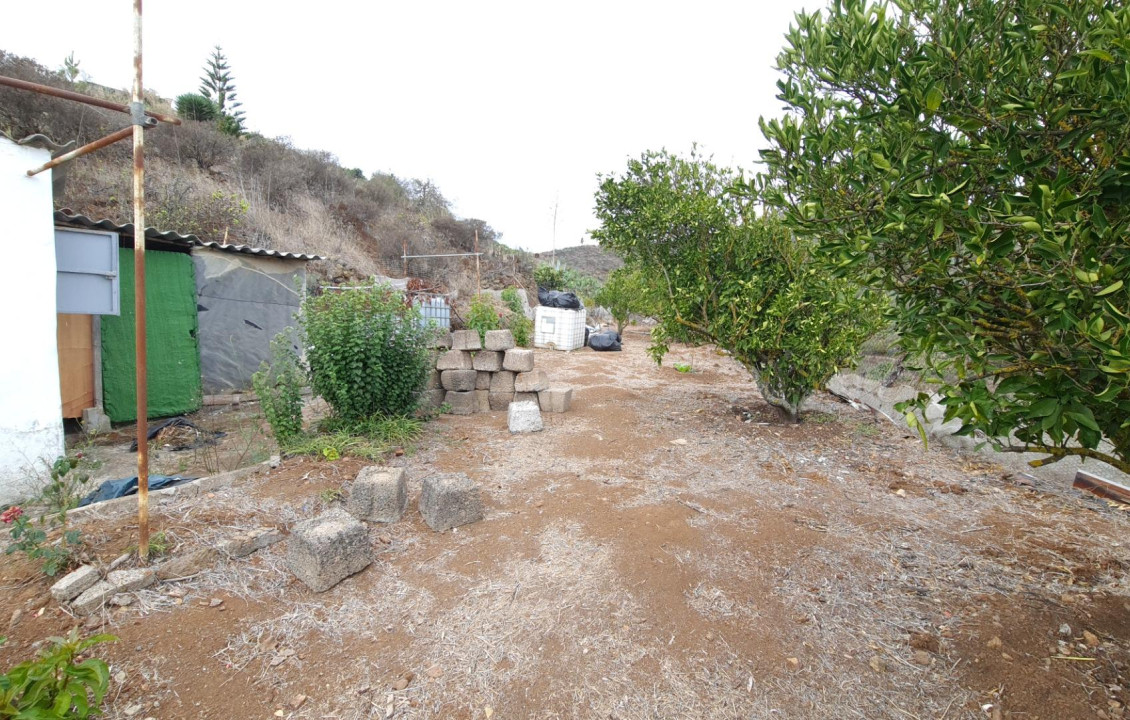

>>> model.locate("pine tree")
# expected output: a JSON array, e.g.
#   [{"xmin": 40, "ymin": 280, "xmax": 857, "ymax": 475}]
[{"xmin": 199, "ymin": 45, "xmax": 245, "ymax": 135}]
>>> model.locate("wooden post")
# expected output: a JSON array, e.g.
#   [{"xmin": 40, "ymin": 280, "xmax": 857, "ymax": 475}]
[{"xmin": 132, "ymin": 0, "xmax": 150, "ymax": 561}]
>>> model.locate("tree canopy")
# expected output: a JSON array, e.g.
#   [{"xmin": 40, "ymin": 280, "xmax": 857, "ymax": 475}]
[{"xmin": 759, "ymin": 0, "xmax": 1130, "ymax": 472}]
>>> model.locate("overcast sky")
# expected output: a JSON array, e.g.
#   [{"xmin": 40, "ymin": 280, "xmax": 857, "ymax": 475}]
[{"xmin": 2, "ymin": 0, "xmax": 814, "ymax": 253}]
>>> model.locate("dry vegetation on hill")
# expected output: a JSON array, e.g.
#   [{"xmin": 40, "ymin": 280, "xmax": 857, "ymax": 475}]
[
  {"xmin": 537, "ymin": 244, "xmax": 624, "ymax": 281},
  {"xmin": 0, "ymin": 50, "xmax": 532, "ymax": 291}
]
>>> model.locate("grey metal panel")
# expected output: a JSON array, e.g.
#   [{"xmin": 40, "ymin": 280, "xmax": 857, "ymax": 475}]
[{"xmin": 54, "ymin": 228, "xmax": 119, "ymax": 316}]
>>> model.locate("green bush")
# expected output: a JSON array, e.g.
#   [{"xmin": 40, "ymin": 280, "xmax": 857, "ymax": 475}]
[
  {"xmin": 534, "ymin": 264, "xmax": 566, "ymax": 289},
  {"xmin": 174, "ymin": 93, "xmax": 217, "ymax": 122},
  {"xmin": 0, "ymin": 629, "xmax": 116, "ymax": 718},
  {"xmin": 303, "ymin": 285, "xmax": 432, "ymax": 424},
  {"xmin": 594, "ymin": 268, "xmax": 658, "ymax": 334},
  {"xmin": 499, "ymin": 288, "xmax": 533, "ymax": 346},
  {"xmin": 251, "ymin": 333, "xmax": 305, "ymax": 443},
  {"xmin": 465, "ymin": 295, "xmax": 502, "ymax": 343}
]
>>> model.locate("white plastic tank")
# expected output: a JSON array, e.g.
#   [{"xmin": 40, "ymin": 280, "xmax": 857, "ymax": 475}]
[{"xmin": 534, "ymin": 306, "xmax": 587, "ymax": 351}]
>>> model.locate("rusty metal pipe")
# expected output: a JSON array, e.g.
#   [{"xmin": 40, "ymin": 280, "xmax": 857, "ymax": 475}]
[
  {"xmin": 26, "ymin": 126, "xmax": 134, "ymax": 177},
  {"xmin": 0, "ymin": 74, "xmax": 181, "ymax": 125},
  {"xmin": 133, "ymin": 0, "xmax": 150, "ymax": 562}
]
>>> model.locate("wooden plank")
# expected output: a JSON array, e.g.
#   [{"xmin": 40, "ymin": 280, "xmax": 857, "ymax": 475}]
[
  {"xmin": 1073, "ymin": 469, "xmax": 1130, "ymax": 505},
  {"xmin": 57, "ymin": 313, "xmax": 95, "ymax": 418}
]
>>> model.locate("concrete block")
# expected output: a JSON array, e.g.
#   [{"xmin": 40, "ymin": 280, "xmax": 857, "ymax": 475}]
[
  {"xmin": 107, "ymin": 568, "xmax": 156, "ymax": 593},
  {"xmin": 347, "ymin": 467, "xmax": 407, "ymax": 523},
  {"xmin": 514, "ymin": 392, "xmax": 539, "ymax": 405},
  {"xmin": 473, "ymin": 351, "xmax": 503, "ymax": 372},
  {"xmin": 286, "ymin": 509, "xmax": 372, "ymax": 592},
  {"xmin": 420, "ymin": 388, "xmax": 446, "ymax": 409},
  {"xmin": 485, "ymin": 329, "xmax": 516, "ymax": 351},
  {"xmin": 474, "ymin": 390, "xmax": 491, "ymax": 413},
  {"xmin": 426, "ymin": 369, "xmax": 441, "ymax": 390},
  {"xmin": 419, "ymin": 474, "xmax": 484, "ymax": 532},
  {"xmin": 81, "ymin": 407, "xmax": 111, "ymax": 435},
  {"xmin": 219, "ymin": 527, "xmax": 285, "ymax": 558},
  {"xmin": 445, "ymin": 391, "xmax": 475, "ymax": 415},
  {"xmin": 488, "ymin": 392, "xmax": 515, "ymax": 411},
  {"xmin": 514, "ymin": 369, "xmax": 549, "ymax": 393},
  {"xmin": 156, "ymin": 548, "xmax": 217, "ymax": 581},
  {"xmin": 441, "ymin": 369, "xmax": 478, "ymax": 391},
  {"xmin": 502, "ymin": 348, "xmax": 535, "ymax": 372},
  {"xmin": 489, "ymin": 370, "xmax": 516, "ymax": 393},
  {"xmin": 475, "ymin": 371, "xmax": 492, "ymax": 390},
  {"xmin": 50, "ymin": 565, "xmax": 101, "ymax": 602},
  {"xmin": 436, "ymin": 350, "xmax": 473, "ymax": 371},
  {"xmin": 436, "ymin": 333, "xmax": 453, "ymax": 349},
  {"xmin": 508, "ymin": 400, "xmax": 544, "ymax": 433},
  {"xmin": 538, "ymin": 385, "xmax": 573, "ymax": 413},
  {"xmin": 451, "ymin": 330, "xmax": 483, "ymax": 351},
  {"xmin": 71, "ymin": 581, "xmax": 115, "ymax": 615}
]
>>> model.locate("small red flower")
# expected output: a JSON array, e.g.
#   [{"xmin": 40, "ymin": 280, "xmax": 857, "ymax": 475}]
[{"xmin": 1, "ymin": 506, "xmax": 24, "ymax": 524}]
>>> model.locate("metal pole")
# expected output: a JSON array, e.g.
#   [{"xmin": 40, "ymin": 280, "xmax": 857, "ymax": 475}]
[
  {"xmin": 132, "ymin": 0, "xmax": 150, "ymax": 562},
  {"xmin": 0, "ymin": 74, "xmax": 181, "ymax": 125},
  {"xmin": 402, "ymin": 239, "xmax": 407, "ymax": 278},
  {"xmin": 26, "ymin": 126, "xmax": 135, "ymax": 176},
  {"xmin": 474, "ymin": 230, "xmax": 481, "ymax": 296}
]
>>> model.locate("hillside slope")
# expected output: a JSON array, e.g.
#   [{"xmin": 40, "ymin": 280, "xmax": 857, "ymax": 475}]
[
  {"xmin": 535, "ymin": 244, "xmax": 623, "ymax": 281},
  {"xmin": 0, "ymin": 50, "xmax": 531, "ymax": 292}
]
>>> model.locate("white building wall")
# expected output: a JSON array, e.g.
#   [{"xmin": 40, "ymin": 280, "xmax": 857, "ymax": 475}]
[{"xmin": 0, "ymin": 137, "xmax": 64, "ymax": 506}]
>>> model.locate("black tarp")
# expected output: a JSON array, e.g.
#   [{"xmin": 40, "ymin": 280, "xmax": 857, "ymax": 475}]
[
  {"xmin": 78, "ymin": 475, "xmax": 197, "ymax": 507},
  {"xmin": 537, "ymin": 287, "xmax": 582, "ymax": 309},
  {"xmin": 588, "ymin": 331, "xmax": 622, "ymax": 351}
]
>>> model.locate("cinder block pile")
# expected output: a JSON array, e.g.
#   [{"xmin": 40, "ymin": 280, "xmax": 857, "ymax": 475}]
[{"xmin": 424, "ymin": 329, "xmax": 573, "ymax": 417}]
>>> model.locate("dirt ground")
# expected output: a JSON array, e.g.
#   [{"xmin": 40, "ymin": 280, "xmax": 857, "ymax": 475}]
[{"xmin": 2, "ymin": 330, "xmax": 1129, "ymax": 719}]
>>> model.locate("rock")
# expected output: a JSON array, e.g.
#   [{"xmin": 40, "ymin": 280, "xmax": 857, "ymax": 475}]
[
  {"xmin": 290, "ymin": 695, "xmax": 307, "ymax": 710},
  {"xmin": 71, "ymin": 581, "xmax": 116, "ymax": 615},
  {"xmin": 474, "ymin": 390, "xmax": 491, "ymax": 413},
  {"xmin": 488, "ymin": 392, "xmax": 515, "ymax": 411},
  {"xmin": 502, "ymin": 348, "xmax": 535, "ymax": 372},
  {"xmin": 986, "ymin": 636, "xmax": 1002, "ymax": 649},
  {"xmin": 108, "ymin": 553, "xmax": 132, "ymax": 571},
  {"xmin": 441, "ymin": 369, "xmax": 478, "ymax": 392},
  {"xmin": 445, "ymin": 391, "xmax": 475, "ymax": 416},
  {"xmin": 786, "ymin": 657, "xmax": 800, "ymax": 670},
  {"xmin": 419, "ymin": 474, "xmax": 484, "ymax": 532},
  {"xmin": 219, "ymin": 527, "xmax": 284, "ymax": 558},
  {"xmin": 107, "ymin": 568, "xmax": 156, "ymax": 593},
  {"xmin": 156, "ymin": 548, "xmax": 218, "ymax": 580},
  {"xmin": 435, "ymin": 350, "xmax": 473, "ymax": 371},
  {"xmin": 1059, "ymin": 623, "xmax": 1072, "ymax": 637},
  {"xmin": 346, "ymin": 467, "xmax": 408, "ymax": 523},
  {"xmin": 426, "ymin": 369, "xmax": 441, "ymax": 390},
  {"xmin": 425, "ymin": 665, "xmax": 444, "ymax": 678},
  {"xmin": 475, "ymin": 371, "xmax": 492, "ymax": 390},
  {"xmin": 514, "ymin": 369, "xmax": 549, "ymax": 393},
  {"xmin": 484, "ymin": 329, "xmax": 516, "ymax": 351},
  {"xmin": 392, "ymin": 672, "xmax": 414, "ymax": 690},
  {"xmin": 869, "ymin": 656, "xmax": 885, "ymax": 673},
  {"xmin": 538, "ymin": 385, "xmax": 573, "ymax": 413},
  {"xmin": 209, "ymin": 597, "xmax": 224, "ymax": 608},
  {"xmin": 514, "ymin": 392, "xmax": 539, "ymax": 406},
  {"xmin": 9, "ymin": 608, "xmax": 22, "ymax": 629},
  {"xmin": 909, "ymin": 631, "xmax": 939, "ymax": 653},
  {"xmin": 912, "ymin": 650, "xmax": 931, "ymax": 665},
  {"xmin": 269, "ymin": 454, "xmax": 282, "ymax": 469},
  {"xmin": 508, "ymin": 400, "xmax": 543, "ymax": 433},
  {"xmin": 1084, "ymin": 630, "xmax": 1100, "ymax": 647},
  {"xmin": 109, "ymin": 594, "xmax": 134, "ymax": 607},
  {"xmin": 50, "ymin": 564, "xmax": 101, "ymax": 603},
  {"xmin": 286, "ymin": 509, "xmax": 372, "ymax": 592},
  {"xmin": 420, "ymin": 388, "xmax": 446, "ymax": 409},
  {"xmin": 489, "ymin": 370, "xmax": 516, "ymax": 394},
  {"xmin": 451, "ymin": 330, "xmax": 483, "ymax": 351},
  {"xmin": 473, "ymin": 351, "xmax": 503, "ymax": 372}
]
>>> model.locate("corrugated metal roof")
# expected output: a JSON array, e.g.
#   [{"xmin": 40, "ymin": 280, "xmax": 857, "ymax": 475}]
[
  {"xmin": 54, "ymin": 209, "xmax": 325, "ymax": 260},
  {"xmin": 193, "ymin": 240, "xmax": 324, "ymax": 262},
  {"xmin": 55, "ymin": 208, "xmax": 197, "ymax": 246}
]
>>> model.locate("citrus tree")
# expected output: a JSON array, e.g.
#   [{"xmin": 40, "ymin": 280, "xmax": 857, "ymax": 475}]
[
  {"xmin": 759, "ymin": 0, "xmax": 1130, "ymax": 472},
  {"xmin": 593, "ymin": 268, "xmax": 658, "ymax": 334},
  {"xmin": 594, "ymin": 150, "xmax": 884, "ymax": 420}
]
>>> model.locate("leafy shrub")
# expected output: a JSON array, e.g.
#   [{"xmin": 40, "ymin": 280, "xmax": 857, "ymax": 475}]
[
  {"xmin": 174, "ymin": 93, "xmax": 217, "ymax": 122},
  {"xmin": 251, "ymin": 333, "xmax": 305, "ymax": 443},
  {"xmin": 534, "ymin": 264, "xmax": 566, "ymax": 289},
  {"xmin": 594, "ymin": 268, "xmax": 658, "ymax": 334},
  {"xmin": 303, "ymin": 285, "xmax": 432, "ymax": 424},
  {"xmin": 500, "ymin": 287, "xmax": 523, "ymax": 315},
  {"xmin": 595, "ymin": 150, "xmax": 884, "ymax": 421},
  {"xmin": 499, "ymin": 288, "xmax": 533, "ymax": 346},
  {"xmin": 2, "ymin": 451, "xmax": 94, "ymax": 577},
  {"xmin": 465, "ymin": 295, "xmax": 502, "ymax": 343},
  {"xmin": 0, "ymin": 629, "xmax": 116, "ymax": 718}
]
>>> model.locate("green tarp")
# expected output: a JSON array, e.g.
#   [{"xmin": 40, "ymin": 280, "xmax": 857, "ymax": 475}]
[{"xmin": 101, "ymin": 249, "xmax": 202, "ymax": 422}]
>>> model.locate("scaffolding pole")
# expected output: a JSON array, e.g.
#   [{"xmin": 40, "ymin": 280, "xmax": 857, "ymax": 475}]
[{"xmin": 132, "ymin": 0, "xmax": 151, "ymax": 561}]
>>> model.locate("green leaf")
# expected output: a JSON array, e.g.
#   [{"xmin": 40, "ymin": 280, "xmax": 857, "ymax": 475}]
[
  {"xmin": 1096, "ymin": 280, "xmax": 1123, "ymax": 296},
  {"xmin": 871, "ymin": 153, "xmax": 891, "ymax": 171},
  {"xmin": 925, "ymin": 86, "xmax": 943, "ymax": 112}
]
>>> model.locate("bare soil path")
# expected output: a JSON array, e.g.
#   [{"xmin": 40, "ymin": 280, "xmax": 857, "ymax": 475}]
[{"xmin": 2, "ymin": 331, "xmax": 1128, "ymax": 719}]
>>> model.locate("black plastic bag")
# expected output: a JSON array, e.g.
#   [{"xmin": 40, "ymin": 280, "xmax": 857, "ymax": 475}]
[
  {"xmin": 79, "ymin": 475, "xmax": 197, "ymax": 507},
  {"xmin": 537, "ymin": 287, "xmax": 582, "ymax": 309},
  {"xmin": 589, "ymin": 331, "xmax": 622, "ymax": 352}
]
